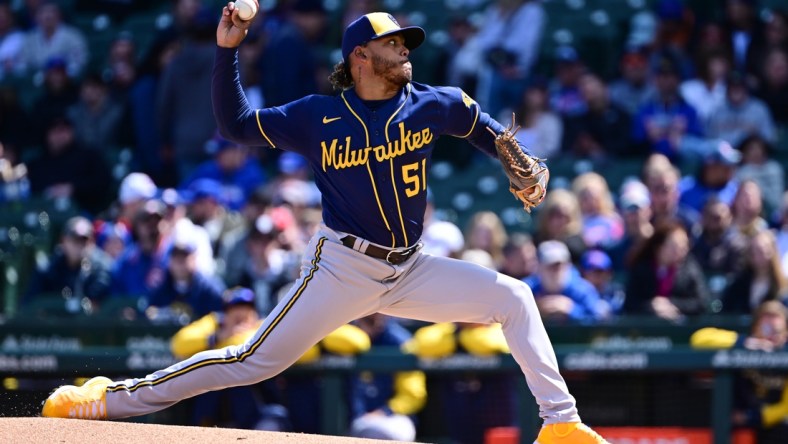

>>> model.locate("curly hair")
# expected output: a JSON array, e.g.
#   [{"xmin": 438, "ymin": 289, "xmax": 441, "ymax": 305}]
[{"xmin": 328, "ymin": 60, "xmax": 354, "ymax": 91}]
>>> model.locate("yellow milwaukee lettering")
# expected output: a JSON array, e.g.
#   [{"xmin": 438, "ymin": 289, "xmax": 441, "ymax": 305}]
[
  {"xmin": 373, "ymin": 144, "xmax": 388, "ymax": 162},
  {"xmin": 349, "ymin": 145, "xmax": 371, "ymax": 166},
  {"xmin": 338, "ymin": 136, "xmax": 351, "ymax": 168},
  {"xmin": 421, "ymin": 127, "xmax": 432, "ymax": 145},
  {"xmin": 411, "ymin": 131, "xmax": 421, "ymax": 148},
  {"xmin": 321, "ymin": 138, "xmax": 336, "ymax": 172},
  {"xmin": 398, "ymin": 122, "xmax": 432, "ymax": 152},
  {"xmin": 322, "ymin": 136, "xmax": 371, "ymax": 172},
  {"xmin": 320, "ymin": 124, "xmax": 433, "ymax": 171},
  {"xmin": 400, "ymin": 123, "xmax": 413, "ymax": 152}
]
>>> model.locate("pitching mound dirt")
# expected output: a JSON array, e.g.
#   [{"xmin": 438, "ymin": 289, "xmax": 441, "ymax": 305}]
[{"xmin": 0, "ymin": 418, "xmax": 416, "ymax": 443}]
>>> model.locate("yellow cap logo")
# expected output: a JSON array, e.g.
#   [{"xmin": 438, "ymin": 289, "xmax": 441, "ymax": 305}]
[{"xmin": 366, "ymin": 12, "xmax": 400, "ymax": 35}]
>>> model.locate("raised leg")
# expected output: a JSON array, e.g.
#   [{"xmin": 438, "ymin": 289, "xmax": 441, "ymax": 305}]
[{"xmin": 379, "ymin": 253, "xmax": 580, "ymax": 424}]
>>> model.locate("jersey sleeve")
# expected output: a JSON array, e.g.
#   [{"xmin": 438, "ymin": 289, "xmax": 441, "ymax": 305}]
[
  {"xmin": 433, "ymin": 86, "xmax": 483, "ymax": 138},
  {"xmin": 433, "ymin": 86, "xmax": 536, "ymax": 159},
  {"xmin": 253, "ymin": 97, "xmax": 315, "ymax": 155},
  {"xmin": 212, "ymin": 46, "xmax": 312, "ymax": 154}
]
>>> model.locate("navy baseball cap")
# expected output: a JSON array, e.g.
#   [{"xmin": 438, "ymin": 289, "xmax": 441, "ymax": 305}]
[
  {"xmin": 96, "ymin": 222, "xmax": 131, "ymax": 248},
  {"xmin": 223, "ymin": 287, "xmax": 256, "ymax": 308},
  {"xmin": 342, "ymin": 12, "xmax": 425, "ymax": 61},
  {"xmin": 581, "ymin": 250, "xmax": 612, "ymax": 271},
  {"xmin": 184, "ymin": 178, "xmax": 223, "ymax": 204}
]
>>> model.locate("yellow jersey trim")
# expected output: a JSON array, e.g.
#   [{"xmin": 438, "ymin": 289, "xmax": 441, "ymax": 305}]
[
  {"xmin": 106, "ymin": 237, "xmax": 327, "ymax": 394},
  {"xmin": 343, "ymin": 90, "xmax": 395, "ymax": 245},
  {"xmin": 365, "ymin": 162, "xmax": 395, "ymax": 247},
  {"xmin": 341, "ymin": 91, "xmax": 369, "ymax": 146},
  {"xmin": 385, "ymin": 84, "xmax": 412, "ymax": 247},
  {"xmin": 255, "ymin": 109, "xmax": 276, "ymax": 147},
  {"xmin": 384, "ymin": 84, "xmax": 411, "ymax": 142},
  {"xmin": 459, "ymin": 105, "xmax": 479, "ymax": 139},
  {"xmin": 389, "ymin": 159, "xmax": 408, "ymax": 247}
]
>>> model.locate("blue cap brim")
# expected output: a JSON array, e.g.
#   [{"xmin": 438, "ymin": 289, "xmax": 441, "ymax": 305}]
[
  {"xmin": 342, "ymin": 13, "xmax": 426, "ymax": 61},
  {"xmin": 373, "ymin": 26, "xmax": 425, "ymax": 52}
]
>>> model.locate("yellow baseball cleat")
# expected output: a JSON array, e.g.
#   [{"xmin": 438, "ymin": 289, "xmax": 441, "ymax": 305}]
[
  {"xmin": 535, "ymin": 422, "xmax": 609, "ymax": 443},
  {"xmin": 42, "ymin": 376, "xmax": 112, "ymax": 419}
]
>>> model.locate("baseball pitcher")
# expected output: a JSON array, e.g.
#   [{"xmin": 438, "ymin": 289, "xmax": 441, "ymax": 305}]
[{"xmin": 43, "ymin": 3, "xmax": 607, "ymax": 442}]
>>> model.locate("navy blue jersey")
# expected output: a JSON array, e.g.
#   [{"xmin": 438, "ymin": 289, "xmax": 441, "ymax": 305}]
[{"xmin": 213, "ymin": 47, "xmax": 532, "ymax": 248}]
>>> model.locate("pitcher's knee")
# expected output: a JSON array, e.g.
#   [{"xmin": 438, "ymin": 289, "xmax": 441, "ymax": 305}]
[
  {"xmin": 494, "ymin": 279, "xmax": 536, "ymax": 321},
  {"xmin": 226, "ymin": 343, "xmax": 295, "ymax": 385}
]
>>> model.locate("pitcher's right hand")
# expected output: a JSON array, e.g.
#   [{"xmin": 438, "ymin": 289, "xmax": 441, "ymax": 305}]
[{"xmin": 217, "ymin": 1, "xmax": 258, "ymax": 48}]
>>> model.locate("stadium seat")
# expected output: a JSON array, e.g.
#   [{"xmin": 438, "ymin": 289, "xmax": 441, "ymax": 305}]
[
  {"xmin": 0, "ymin": 260, "xmax": 18, "ymax": 317},
  {"xmin": 120, "ymin": 11, "xmax": 170, "ymax": 64},
  {"xmin": 775, "ymin": 125, "xmax": 788, "ymax": 152},
  {"xmin": 71, "ymin": 13, "xmax": 117, "ymax": 74},
  {"xmin": 97, "ymin": 296, "xmax": 144, "ymax": 320},
  {"xmin": 13, "ymin": 294, "xmax": 92, "ymax": 319},
  {"xmin": 594, "ymin": 158, "xmax": 644, "ymax": 192},
  {"xmin": 760, "ymin": 0, "xmax": 788, "ymax": 13},
  {"xmin": 0, "ymin": 76, "xmax": 40, "ymax": 113}
]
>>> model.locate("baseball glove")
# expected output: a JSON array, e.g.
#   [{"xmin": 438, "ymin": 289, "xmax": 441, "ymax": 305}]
[{"xmin": 487, "ymin": 114, "xmax": 549, "ymax": 213}]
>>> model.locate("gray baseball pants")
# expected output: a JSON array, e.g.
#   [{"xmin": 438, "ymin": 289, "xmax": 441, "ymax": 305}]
[{"xmin": 105, "ymin": 226, "xmax": 580, "ymax": 424}]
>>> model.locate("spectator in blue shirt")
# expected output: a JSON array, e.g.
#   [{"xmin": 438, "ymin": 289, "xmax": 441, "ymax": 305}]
[
  {"xmin": 679, "ymin": 140, "xmax": 740, "ymax": 215},
  {"xmin": 24, "ymin": 216, "xmax": 112, "ymax": 308},
  {"xmin": 111, "ymin": 199, "xmax": 168, "ymax": 298},
  {"xmin": 146, "ymin": 219, "xmax": 225, "ymax": 322},
  {"xmin": 181, "ymin": 178, "xmax": 245, "ymax": 254},
  {"xmin": 580, "ymin": 249, "xmax": 625, "ymax": 315},
  {"xmin": 632, "ymin": 52, "xmax": 703, "ymax": 161},
  {"xmin": 548, "ymin": 46, "xmax": 587, "ymax": 118},
  {"xmin": 181, "ymin": 135, "xmax": 267, "ymax": 211},
  {"xmin": 94, "ymin": 221, "xmax": 132, "ymax": 266},
  {"xmin": 524, "ymin": 240, "xmax": 610, "ymax": 323}
]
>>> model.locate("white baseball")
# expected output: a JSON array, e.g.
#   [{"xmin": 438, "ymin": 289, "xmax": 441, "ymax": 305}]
[{"xmin": 234, "ymin": 0, "xmax": 257, "ymax": 21}]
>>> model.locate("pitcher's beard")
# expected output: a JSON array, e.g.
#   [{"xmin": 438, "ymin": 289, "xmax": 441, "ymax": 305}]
[{"xmin": 372, "ymin": 54, "xmax": 411, "ymax": 89}]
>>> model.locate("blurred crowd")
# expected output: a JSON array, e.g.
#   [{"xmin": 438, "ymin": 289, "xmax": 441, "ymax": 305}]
[
  {"xmin": 0, "ymin": 0, "xmax": 784, "ymax": 319},
  {"xmin": 1, "ymin": 0, "xmax": 788, "ymax": 440}
]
